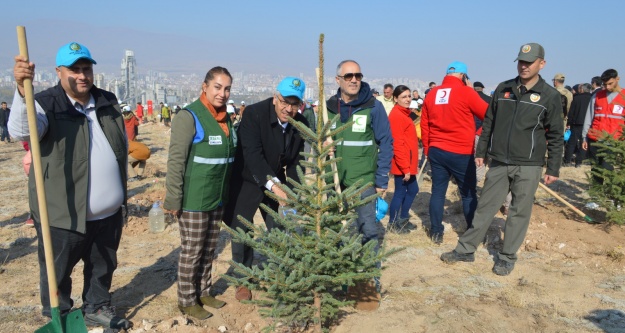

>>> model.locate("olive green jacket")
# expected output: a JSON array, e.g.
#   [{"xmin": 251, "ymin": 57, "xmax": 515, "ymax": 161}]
[{"xmin": 31, "ymin": 83, "xmax": 127, "ymax": 233}]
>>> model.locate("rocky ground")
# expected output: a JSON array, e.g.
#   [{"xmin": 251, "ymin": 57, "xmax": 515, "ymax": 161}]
[{"xmin": 1, "ymin": 120, "xmax": 624, "ymax": 333}]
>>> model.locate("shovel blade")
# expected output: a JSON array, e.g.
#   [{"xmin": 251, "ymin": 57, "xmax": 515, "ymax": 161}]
[{"xmin": 35, "ymin": 308, "xmax": 87, "ymax": 333}]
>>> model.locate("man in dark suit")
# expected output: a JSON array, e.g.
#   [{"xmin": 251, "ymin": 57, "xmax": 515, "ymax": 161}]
[{"xmin": 224, "ymin": 77, "xmax": 309, "ymax": 301}]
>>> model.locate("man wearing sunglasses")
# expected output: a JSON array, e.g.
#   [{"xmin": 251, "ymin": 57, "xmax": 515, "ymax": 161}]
[
  {"xmin": 326, "ymin": 60, "xmax": 393, "ymax": 268},
  {"xmin": 224, "ymin": 77, "xmax": 309, "ymax": 301}
]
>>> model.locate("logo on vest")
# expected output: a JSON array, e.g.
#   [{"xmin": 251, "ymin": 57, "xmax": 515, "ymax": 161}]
[
  {"xmin": 435, "ymin": 88, "xmax": 451, "ymax": 105},
  {"xmin": 208, "ymin": 136, "xmax": 222, "ymax": 145},
  {"xmin": 352, "ymin": 115, "xmax": 367, "ymax": 133},
  {"xmin": 613, "ymin": 105, "xmax": 624, "ymax": 115}
]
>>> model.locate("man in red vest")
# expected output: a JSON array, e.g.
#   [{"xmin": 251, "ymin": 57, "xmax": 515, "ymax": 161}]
[{"xmin": 582, "ymin": 68, "xmax": 625, "ymax": 183}]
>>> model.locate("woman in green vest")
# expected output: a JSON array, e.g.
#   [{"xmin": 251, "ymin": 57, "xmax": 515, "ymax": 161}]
[{"xmin": 164, "ymin": 66, "xmax": 237, "ymax": 320}]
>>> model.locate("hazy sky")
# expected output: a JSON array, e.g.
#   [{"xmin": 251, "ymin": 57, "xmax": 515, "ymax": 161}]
[{"xmin": 2, "ymin": 0, "xmax": 623, "ymax": 89}]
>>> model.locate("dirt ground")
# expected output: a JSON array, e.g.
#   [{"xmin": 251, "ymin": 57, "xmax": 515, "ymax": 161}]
[{"xmin": 1, "ymin": 121, "xmax": 624, "ymax": 333}]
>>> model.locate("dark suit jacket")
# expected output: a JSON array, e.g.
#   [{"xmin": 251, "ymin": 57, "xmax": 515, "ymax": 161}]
[
  {"xmin": 234, "ymin": 97, "xmax": 308, "ymax": 186},
  {"xmin": 566, "ymin": 92, "xmax": 592, "ymax": 126},
  {"xmin": 475, "ymin": 91, "xmax": 492, "ymax": 130},
  {"xmin": 223, "ymin": 97, "xmax": 309, "ymax": 226}
]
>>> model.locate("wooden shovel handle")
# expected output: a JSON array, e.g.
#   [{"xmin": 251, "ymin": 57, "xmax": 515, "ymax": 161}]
[
  {"xmin": 17, "ymin": 26, "xmax": 59, "ymax": 308},
  {"xmin": 417, "ymin": 156, "xmax": 428, "ymax": 186},
  {"xmin": 538, "ymin": 182, "xmax": 593, "ymax": 223}
]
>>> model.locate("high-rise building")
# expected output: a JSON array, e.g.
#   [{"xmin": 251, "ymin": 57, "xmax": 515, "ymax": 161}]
[
  {"xmin": 120, "ymin": 50, "xmax": 137, "ymax": 104},
  {"xmin": 304, "ymin": 87, "xmax": 314, "ymax": 101},
  {"xmin": 94, "ymin": 73, "xmax": 105, "ymax": 89}
]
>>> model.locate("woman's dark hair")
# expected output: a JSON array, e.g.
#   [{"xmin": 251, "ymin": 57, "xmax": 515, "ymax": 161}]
[
  {"xmin": 203, "ymin": 66, "xmax": 233, "ymax": 85},
  {"xmin": 392, "ymin": 85, "xmax": 411, "ymax": 99}
]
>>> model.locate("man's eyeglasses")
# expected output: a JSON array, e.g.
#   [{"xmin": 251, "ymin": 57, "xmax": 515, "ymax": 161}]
[
  {"xmin": 337, "ymin": 73, "xmax": 364, "ymax": 81},
  {"xmin": 276, "ymin": 95, "xmax": 302, "ymax": 110}
]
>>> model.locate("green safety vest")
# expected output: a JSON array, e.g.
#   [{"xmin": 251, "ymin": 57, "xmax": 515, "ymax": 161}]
[
  {"xmin": 182, "ymin": 100, "xmax": 237, "ymax": 211},
  {"xmin": 331, "ymin": 107, "xmax": 377, "ymax": 187}
]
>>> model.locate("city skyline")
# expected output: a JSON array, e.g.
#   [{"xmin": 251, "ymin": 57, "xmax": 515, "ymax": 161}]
[
  {"xmin": 1, "ymin": 0, "xmax": 624, "ymax": 90},
  {"xmin": 0, "ymin": 50, "xmax": 433, "ymax": 108}
]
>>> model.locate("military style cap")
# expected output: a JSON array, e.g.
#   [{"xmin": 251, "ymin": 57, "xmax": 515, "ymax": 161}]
[{"xmin": 514, "ymin": 43, "xmax": 545, "ymax": 62}]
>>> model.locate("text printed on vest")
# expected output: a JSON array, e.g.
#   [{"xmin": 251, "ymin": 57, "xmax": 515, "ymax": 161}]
[{"xmin": 209, "ymin": 135, "xmax": 222, "ymax": 145}]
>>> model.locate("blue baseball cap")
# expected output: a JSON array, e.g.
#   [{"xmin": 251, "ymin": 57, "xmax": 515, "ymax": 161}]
[
  {"xmin": 277, "ymin": 77, "xmax": 306, "ymax": 101},
  {"xmin": 446, "ymin": 61, "xmax": 469, "ymax": 79},
  {"xmin": 56, "ymin": 42, "xmax": 97, "ymax": 67}
]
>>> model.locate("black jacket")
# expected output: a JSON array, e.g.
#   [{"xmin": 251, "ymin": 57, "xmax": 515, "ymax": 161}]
[
  {"xmin": 223, "ymin": 97, "xmax": 309, "ymax": 228},
  {"xmin": 477, "ymin": 91, "xmax": 492, "ymax": 104},
  {"xmin": 0, "ymin": 108, "xmax": 9, "ymax": 126},
  {"xmin": 566, "ymin": 92, "xmax": 592, "ymax": 126},
  {"xmin": 475, "ymin": 91, "xmax": 492, "ymax": 129},
  {"xmin": 232, "ymin": 97, "xmax": 308, "ymax": 187},
  {"xmin": 477, "ymin": 76, "xmax": 564, "ymax": 177}
]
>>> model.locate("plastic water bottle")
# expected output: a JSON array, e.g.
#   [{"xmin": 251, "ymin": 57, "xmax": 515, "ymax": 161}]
[
  {"xmin": 585, "ymin": 202, "xmax": 600, "ymax": 210},
  {"xmin": 278, "ymin": 205, "xmax": 297, "ymax": 218},
  {"xmin": 149, "ymin": 201, "xmax": 165, "ymax": 233}
]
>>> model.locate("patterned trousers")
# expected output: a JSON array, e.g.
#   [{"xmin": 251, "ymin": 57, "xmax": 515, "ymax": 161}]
[{"xmin": 177, "ymin": 208, "xmax": 223, "ymax": 307}]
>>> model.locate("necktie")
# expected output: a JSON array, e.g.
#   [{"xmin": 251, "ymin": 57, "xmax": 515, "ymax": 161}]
[
  {"xmin": 283, "ymin": 125, "xmax": 287, "ymax": 152},
  {"xmin": 520, "ymin": 85, "xmax": 527, "ymax": 95}
]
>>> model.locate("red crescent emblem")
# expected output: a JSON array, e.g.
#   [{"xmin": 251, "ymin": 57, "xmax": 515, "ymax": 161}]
[{"xmin": 440, "ymin": 91, "xmax": 447, "ymax": 98}]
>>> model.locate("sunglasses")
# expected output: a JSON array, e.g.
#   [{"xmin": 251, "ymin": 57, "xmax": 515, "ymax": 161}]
[{"xmin": 338, "ymin": 72, "xmax": 364, "ymax": 81}]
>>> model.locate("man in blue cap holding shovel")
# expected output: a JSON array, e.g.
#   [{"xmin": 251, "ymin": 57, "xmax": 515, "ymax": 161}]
[{"xmin": 10, "ymin": 42, "xmax": 131, "ymax": 330}]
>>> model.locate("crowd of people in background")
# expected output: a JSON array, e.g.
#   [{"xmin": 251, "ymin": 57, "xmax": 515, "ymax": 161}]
[{"xmin": 5, "ymin": 39, "xmax": 624, "ymax": 329}]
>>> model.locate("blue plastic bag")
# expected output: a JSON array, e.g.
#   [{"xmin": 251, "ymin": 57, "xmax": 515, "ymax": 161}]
[
  {"xmin": 375, "ymin": 197, "xmax": 388, "ymax": 222},
  {"xmin": 564, "ymin": 129, "xmax": 571, "ymax": 142}
]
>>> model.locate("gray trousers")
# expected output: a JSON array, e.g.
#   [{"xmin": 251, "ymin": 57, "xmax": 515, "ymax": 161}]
[{"xmin": 455, "ymin": 161, "xmax": 542, "ymax": 263}]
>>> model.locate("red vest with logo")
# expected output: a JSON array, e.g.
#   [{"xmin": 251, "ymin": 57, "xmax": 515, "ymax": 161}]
[{"xmin": 588, "ymin": 89, "xmax": 625, "ymax": 141}]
